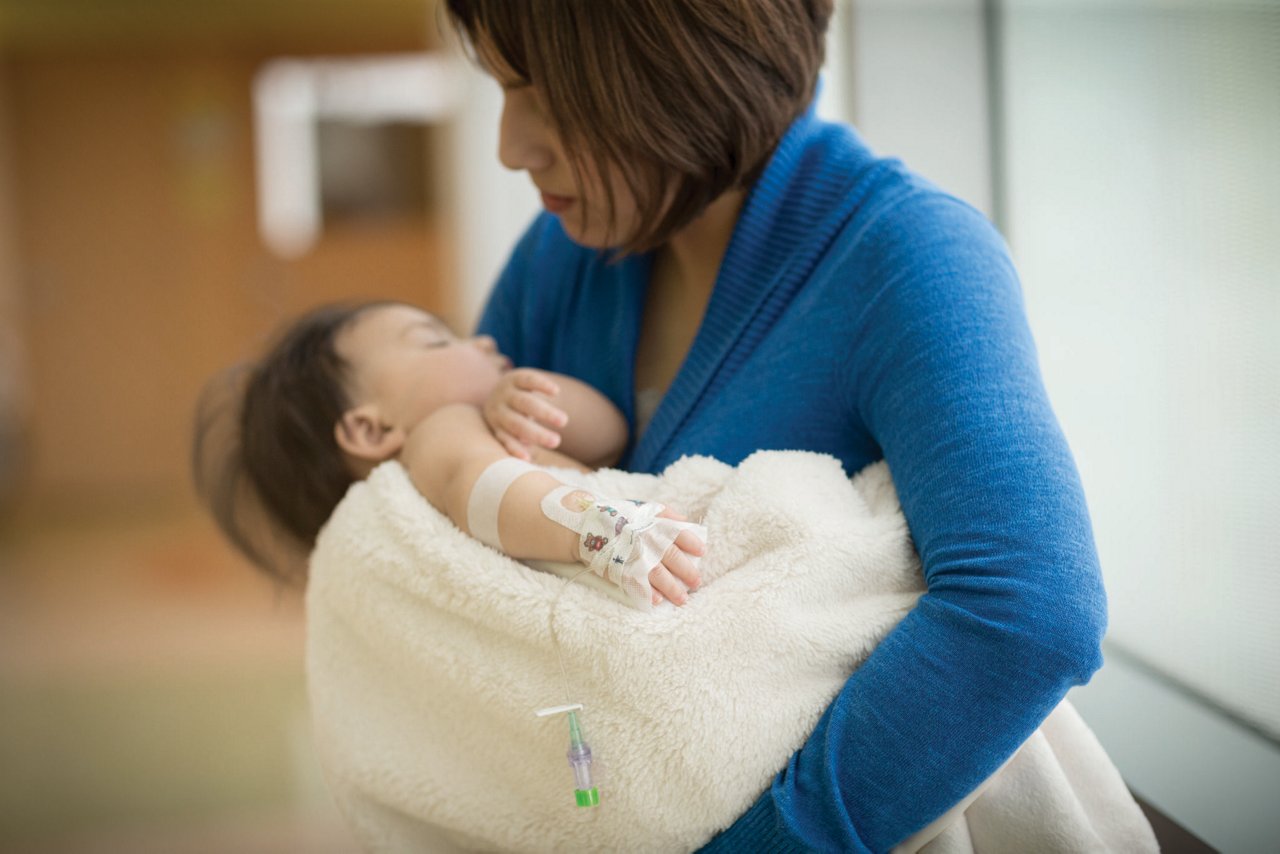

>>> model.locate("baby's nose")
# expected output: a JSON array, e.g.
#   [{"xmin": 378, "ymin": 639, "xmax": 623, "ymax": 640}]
[{"xmin": 470, "ymin": 335, "xmax": 497, "ymax": 353}]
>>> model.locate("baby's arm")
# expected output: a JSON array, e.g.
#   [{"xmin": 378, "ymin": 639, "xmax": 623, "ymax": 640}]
[
  {"xmin": 402, "ymin": 403, "xmax": 701, "ymax": 606},
  {"xmin": 483, "ymin": 369, "xmax": 628, "ymax": 468}
]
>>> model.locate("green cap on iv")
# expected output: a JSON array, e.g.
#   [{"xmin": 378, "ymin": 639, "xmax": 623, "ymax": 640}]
[
  {"xmin": 535, "ymin": 704, "xmax": 600, "ymax": 808},
  {"xmin": 565, "ymin": 710, "xmax": 598, "ymax": 808}
]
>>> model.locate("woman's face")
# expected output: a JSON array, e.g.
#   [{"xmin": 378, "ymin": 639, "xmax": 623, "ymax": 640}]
[{"xmin": 482, "ymin": 46, "xmax": 645, "ymax": 249}]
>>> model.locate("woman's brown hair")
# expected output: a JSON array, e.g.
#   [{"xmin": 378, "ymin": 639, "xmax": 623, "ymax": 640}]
[
  {"xmin": 444, "ymin": 0, "xmax": 833, "ymax": 254},
  {"xmin": 192, "ymin": 302, "xmax": 378, "ymax": 584}
]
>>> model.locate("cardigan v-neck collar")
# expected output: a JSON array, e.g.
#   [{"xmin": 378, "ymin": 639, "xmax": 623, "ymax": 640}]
[{"xmin": 626, "ymin": 109, "xmax": 884, "ymax": 473}]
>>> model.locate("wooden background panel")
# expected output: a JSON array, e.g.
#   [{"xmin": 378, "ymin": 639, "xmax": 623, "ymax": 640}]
[{"xmin": 7, "ymin": 42, "xmax": 455, "ymax": 511}]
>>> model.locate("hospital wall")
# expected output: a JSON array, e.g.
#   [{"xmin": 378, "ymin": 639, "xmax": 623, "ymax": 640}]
[
  {"xmin": 0, "ymin": 0, "xmax": 457, "ymax": 517},
  {"xmin": 0, "ymin": 1, "xmax": 463, "ymax": 848},
  {"xmin": 0, "ymin": 66, "xmax": 21, "ymax": 501},
  {"xmin": 850, "ymin": 2, "xmax": 1280, "ymax": 849}
]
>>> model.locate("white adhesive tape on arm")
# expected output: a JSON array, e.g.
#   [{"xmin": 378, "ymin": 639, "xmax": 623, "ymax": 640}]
[{"xmin": 466, "ymin": 457, "xmax": 539, "ymax": 551}]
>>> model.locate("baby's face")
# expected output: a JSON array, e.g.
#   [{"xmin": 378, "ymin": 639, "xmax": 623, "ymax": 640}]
[{"xmin": 336, "ymin": 305, "xmax": 510, "ymax": 434}]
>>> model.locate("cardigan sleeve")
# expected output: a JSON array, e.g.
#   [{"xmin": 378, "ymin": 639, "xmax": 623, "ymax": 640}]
[{"xmin": 705, "ymin": 196, "xmax": 1108, "ymax": 852}]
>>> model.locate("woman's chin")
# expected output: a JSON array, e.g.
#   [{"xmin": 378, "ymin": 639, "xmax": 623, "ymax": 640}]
[
  {"xmin": 555, "ymin": 216, "xmax": 624, "ymax": 251},
  {"xmin": 558, "ymin": 225, "xmax": 603, "ymax": 249}
]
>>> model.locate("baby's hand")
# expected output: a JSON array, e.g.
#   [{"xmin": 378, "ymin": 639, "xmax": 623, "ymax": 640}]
[
  {"xmin": 483, "ymin": 368, "xmax": 569, "ymax": 460},
  {"xmin": 648, "ymin": 508, "xmax": 705, "ymax": 606},
  {"xmin": 544, "ymin": 486, "xmax": 706, "ymax": 609}
]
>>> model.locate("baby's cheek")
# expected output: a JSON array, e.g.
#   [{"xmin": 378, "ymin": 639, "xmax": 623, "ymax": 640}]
[{"xmin": 464, "ymin": 367, "xmax": 502, "ymax": 408}]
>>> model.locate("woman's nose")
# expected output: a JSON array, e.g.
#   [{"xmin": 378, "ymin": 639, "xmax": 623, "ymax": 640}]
[{"xmin": 497, "ymin": 88, "xmax": 555, "ymax": 173}]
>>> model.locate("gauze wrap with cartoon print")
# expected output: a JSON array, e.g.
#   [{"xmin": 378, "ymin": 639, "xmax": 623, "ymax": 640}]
[
  {"xmin": 465, "ymin": 457, "xmax": 706, "ymax": 610},
  {"xmin": 539, "ymin": 486, "xmax": 706, "ymax": 610}
]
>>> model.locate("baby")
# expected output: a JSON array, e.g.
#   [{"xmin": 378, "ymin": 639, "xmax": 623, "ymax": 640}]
[{"xmin": 193, "ymin": 300, "xmax": 704, "ymax": 608}]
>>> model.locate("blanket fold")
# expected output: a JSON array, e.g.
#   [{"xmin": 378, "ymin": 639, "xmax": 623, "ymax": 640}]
[{"xmin": 307, "ymin": 451, "xmax": 1156, "ymax": 853}]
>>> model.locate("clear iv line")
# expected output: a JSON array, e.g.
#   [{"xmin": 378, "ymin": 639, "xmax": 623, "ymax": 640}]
[{"xmin": 536, "ymin": 564, "xmax": 600, "ymax": 808}]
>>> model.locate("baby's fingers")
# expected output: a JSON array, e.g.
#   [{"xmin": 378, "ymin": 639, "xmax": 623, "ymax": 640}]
[
  {"xmin": 492, "ymin": 404, "xmax": 562, "ymax": 450},
  {"xmin": 661, "ymin": 538, "xmax": 702, "ymax": 592},
  {"xmin": 645, "ymin": 530, "xmax": 706, "ymax": 604},
  {"xmin": 508, "ymin": 368, "xmax": 561, "ymax": 397},
  {"xmin": 648, "ymin": 564, "xmax": 689, "ymax": 606},
  {"xmin": 673, "ymin": 529, "xmax": 705, "ymax": 558},
  {"xmin": 508, "ymin": 389, "xmax": 569, "ymax": 431},
  {"xmin": 493, "ymin": 427, "xmax": 533, "ymax": 461}
]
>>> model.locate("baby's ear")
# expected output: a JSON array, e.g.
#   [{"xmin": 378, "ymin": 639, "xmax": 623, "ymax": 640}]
[{"xmin": 335, "ymin": 405, "xmax": 406, "ymax": 462}]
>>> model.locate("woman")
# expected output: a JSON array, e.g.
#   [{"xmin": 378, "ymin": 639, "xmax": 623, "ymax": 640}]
[{"xmin": 447, "ymin": 1, "xmax": 1107, "ymax": 850}]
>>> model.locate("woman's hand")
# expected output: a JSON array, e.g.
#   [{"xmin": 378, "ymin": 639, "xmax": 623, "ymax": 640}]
[
  {"xmin": 482, "ymin": 368, "xmax": 570, "ymax": 460},
  {"xmin": 647, "ymin": 508, "xmax": 705, "ymax": 606}
]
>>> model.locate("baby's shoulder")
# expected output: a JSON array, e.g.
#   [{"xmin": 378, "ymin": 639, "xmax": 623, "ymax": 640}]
[{"xmin": 403, "ymin": 404, "xmax": 488, "ymax": 466}]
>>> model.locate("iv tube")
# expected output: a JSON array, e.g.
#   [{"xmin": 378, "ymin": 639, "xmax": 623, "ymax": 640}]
[{"xmin": 537, "ymin": 565, "xmax": 601, "ymax": 807}]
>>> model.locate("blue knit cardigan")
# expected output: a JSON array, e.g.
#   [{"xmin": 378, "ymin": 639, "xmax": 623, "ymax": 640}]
[{"xmin": 477, "ymin": 107, "xmax": 1107, "ymax": 853}]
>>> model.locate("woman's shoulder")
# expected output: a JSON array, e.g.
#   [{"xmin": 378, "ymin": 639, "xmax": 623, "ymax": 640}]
[
  {"xmin": 753, "ymin": 113, "xmax": 1011, "ymax": 299},
  {"xmin": 821, "ymin": 158, "xmax": 1018, "ymax": 305},
  {"xmin": 870, "ymin": 177, "xmax": 1006, "ymax": 257},
  {"xmin": 787, "ymin": 143, "xmax": 1026, "ymax": 348},
  {"xmin": 784, "ymin": 115, "xmax": 1005, "ymax": 250}
]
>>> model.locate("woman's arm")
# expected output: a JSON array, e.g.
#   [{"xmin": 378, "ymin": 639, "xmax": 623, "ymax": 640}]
[
  {"xmin": 401, "ymin": 403, "xmax": 699, "ymax": 604},
  {"xmin": 702, "ymin": 199, "xmax": 1107, "ymax": 852}
]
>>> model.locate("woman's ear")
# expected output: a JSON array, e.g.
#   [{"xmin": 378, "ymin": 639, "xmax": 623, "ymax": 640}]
[{"xmin": 335, "ymin": 405, "xmax": 407, "ymax": 462}]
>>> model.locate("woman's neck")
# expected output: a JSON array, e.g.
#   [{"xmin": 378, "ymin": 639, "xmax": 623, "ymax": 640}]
[
  {"xmin": 659, "ymin": 189, "xmax": 746, "ymax": 297},
  {"xmin": 634, "ymin": 189, "xmax": 747, "ymax": 398}
]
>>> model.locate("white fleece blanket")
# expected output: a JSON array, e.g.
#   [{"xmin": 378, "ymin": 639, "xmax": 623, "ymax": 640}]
[{"xmin": 307, "ymin": 451, "xmax": 1156, "ymax": 853}]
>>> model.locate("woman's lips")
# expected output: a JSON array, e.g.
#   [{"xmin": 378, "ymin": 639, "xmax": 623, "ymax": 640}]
[{"xmin": 539, "ymin": 191, "xmax": 575, "ymax": 214}]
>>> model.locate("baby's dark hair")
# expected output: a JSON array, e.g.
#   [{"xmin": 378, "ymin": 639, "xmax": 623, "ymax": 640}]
[{"xmin": 192, "ymin": 301, "xmax": 385, "ymax": 584}]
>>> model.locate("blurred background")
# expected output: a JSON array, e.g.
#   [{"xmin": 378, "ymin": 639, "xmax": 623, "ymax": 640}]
[{"xmin": 0, "ymin": 0, "xmax": 1275, "ymax": 851}]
